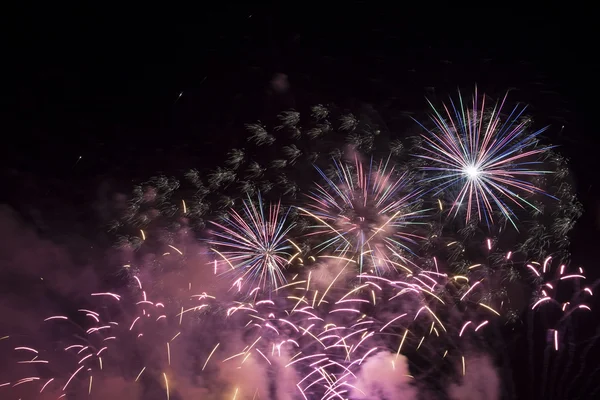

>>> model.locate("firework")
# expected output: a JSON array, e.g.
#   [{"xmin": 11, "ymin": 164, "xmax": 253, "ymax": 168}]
[
  {"xmin": 7, "ymin": 246, "xmax": 583, "ymax": 399},
  {"xmin": 301, "ymin": 154, "xmax": 425, "ymax": 276},
  {"xmin": 416, "ymin": 88, "xmax": 552, "ymax": 229},
  {"xmin": 209, "ymin": 194, "xmax": 297, "ymax": 290},
  {"xmin": 2, "ymin": 89, "xmax": 596, "ymax": 399},
  {"xmin": 0, "ymin": 254, "xmax": 496, "ymax": 399}
]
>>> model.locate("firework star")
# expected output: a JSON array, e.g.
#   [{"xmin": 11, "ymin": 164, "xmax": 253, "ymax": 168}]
[
  {"xmin": 209, "ymin": 195, "xmax": 296, "ymax": 290},
  {"xmin": 301, "ymin": 155, "xmax": 425, "ymax": 274},
  {"xmin": 416, "ymin": 89, "xmax": 553, "ymax": 229}
]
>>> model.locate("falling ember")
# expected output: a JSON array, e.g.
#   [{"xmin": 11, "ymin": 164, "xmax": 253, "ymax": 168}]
[
  {"xmin": 14, "ymin": 347, "xmax": 38, "ymax": 354},
  {"xmin": 459, "ymin": 321, "xmax": 472, "ymax": 337},
  {"xmin": 527, "ymin": 264, "xmax": 541, "ymax": 277},
  {"xmin": 13, "ymin": 377, "xmax": 40, "ymax": 387},
  {"xmin": 91, "ymin": 292, "xmax": 121, "ymax": 301},
  {"xmin": 416, "ymin": 336, "xmax": 425, "ymax": 350},
  {"xmin": 44, "ymin": 316, "xmax": 68, "ymax": 321},
  {"xmin": 462, "ymin": 356, "xmax": 466, "ymax": 376},
  {"xmin": 560, "ymin": 274, "xmax": 586, "ymax": 280},
  {"xmin": 532, "ymin": 297, "xmax": 551, "ymax": 310},
  {"xmin": 168, "ymin": 245, "xmax": 183, "ymax": 255},
  {"xmin": 554, "ymin": 330, "xmax": 559, "ymax": 351},
  {"xmin": 202, "ymin": 343, "xmax": 220, "ymax": 371},
  {"xmin": 63, "ymin": 365, "xmax": 85, "ymax": 391},
  {"xmin": 478, "ymin": 303, "xmax": 500, "ymax": 316},
  {"xmin": 163, "ymin": 373, "xmax": 170, "ymax": 400},
  {"xmin": 140, "ymin": 229, "xmax": 146, "ymax": 240},
  {"xmin": 475, "ymin": 321, "xmax": 488, "ymax": 331},
  {"xmin": 543, "ymin": 256, "xmax": 552, "ymax": 273},
  {"xmin": 40, "ymin": 378, "xmax": 54, "ymax": 393},
  {"xmin": 396, "ymin": 330, "xmax": 409, "ymax": 360},
  {"xmin": 129, "ymin": 316, "xmax": 141, "ymax": 330},
  {"xmin": 135, "ymin": 367, "xmax": 146, "ymax": 382}
]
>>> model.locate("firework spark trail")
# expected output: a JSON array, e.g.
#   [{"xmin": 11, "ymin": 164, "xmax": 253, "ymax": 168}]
[
  {"xmin": 219, "ymin": 255, "xmax": 517, "ymax": 398},
  {"xmin": 2, "ymin": 252, "xmax": 487, "ymax": 398},
  {"xmin": 2, "ymin": 242, "xmax": 596, "ymax": 399},
  {"xmin": 521, "ymin": 257, "xmax": 598, "ymax": 398},
  {"xmin": 2, "ymin": 269, "xmax": 228, "ymax": 398},
  {"xmin": 2, "ymin": 203, "xmax": 590, "ymax": 398}
]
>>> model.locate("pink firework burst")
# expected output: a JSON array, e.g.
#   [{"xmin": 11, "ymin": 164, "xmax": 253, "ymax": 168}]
[{"xmin": 300, "ymin": 154, "xmax": 425, "ymax": 274}]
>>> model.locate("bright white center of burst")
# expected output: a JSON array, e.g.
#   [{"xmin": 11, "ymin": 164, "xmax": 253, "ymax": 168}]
[{"xmin": 464, "ymin": 165, "xmax": 481, "ymax": 179}]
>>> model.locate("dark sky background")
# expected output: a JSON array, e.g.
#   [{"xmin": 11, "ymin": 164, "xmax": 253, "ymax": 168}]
[
  {"xmin": 1, "ymin": 5, "xmax": 598, "ymax": 399},
  {"xmin": 3, "ymin": 7, "xmax": 596, "ymax": 246}
]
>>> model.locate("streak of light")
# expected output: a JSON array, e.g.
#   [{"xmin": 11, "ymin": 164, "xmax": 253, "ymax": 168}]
[{"xmin": 203, "ymin": 343, "xmax": 220, "ymax": 371}]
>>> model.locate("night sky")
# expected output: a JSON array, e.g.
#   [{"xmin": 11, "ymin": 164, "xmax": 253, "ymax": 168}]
[{"xmin": 2, "ymin": 5, "xmax": 598, "ymax": 399}]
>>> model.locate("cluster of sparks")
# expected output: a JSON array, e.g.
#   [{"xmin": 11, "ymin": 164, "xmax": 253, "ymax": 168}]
[
  {"xmin": 2, "ymin": 90, "xmax": 592, "ymax": 399},
  {"xmin": 3, "ymin": 235, "xmax": 593, "ymax": 399},
  {"xmin": 527, "ymin": 256, "xmax": 594, "ymax": 352}
]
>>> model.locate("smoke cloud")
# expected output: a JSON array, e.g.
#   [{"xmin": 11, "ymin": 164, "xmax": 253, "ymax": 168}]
[
  {"xmin": 448, "ymin": 354, "xmax": 500, "ymax": 400},
  {"xmin": 350, "ymin": 351, "xmax": 418, "ymax": 399},
  {"xmin": 0, "ymin": 204, "xmax": 504, "ymax": 399}
]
